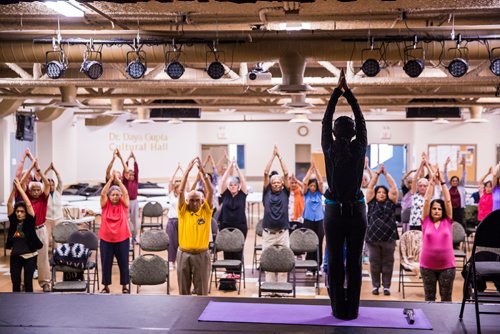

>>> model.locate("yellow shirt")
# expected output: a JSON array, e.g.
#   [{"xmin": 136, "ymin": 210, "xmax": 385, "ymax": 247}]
[{"xmin": 178, "ymin": 200, "xmax": 212, "ymax": 250}]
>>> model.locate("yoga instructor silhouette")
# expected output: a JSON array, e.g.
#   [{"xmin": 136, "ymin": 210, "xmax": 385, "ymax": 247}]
[{"xmin": 321, "ymin": 69, "xmax": 368, "ymax": 320}]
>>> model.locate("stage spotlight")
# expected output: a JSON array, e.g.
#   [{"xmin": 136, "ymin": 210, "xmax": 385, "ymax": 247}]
[
  {"xmin": 45, "ymin": 48, "xmax": 68, "ymax": 79},
  {"xmin": 46, "ymin": 60, "xmax": 67, "ymax": 79},
  {"xmin": 81, "ymin": 60, "xmax": 103, "ymax": 80},
  {"xmin": 403, "ymin": 59, "xmax": 425, "ymax": 78},
  {"xmin": 165, "ymin": 61, "xmax": 185, "ymax": 79},
  {"xmin": 127, "ymin": 59, "xmax": 146, "ymax": 79},
  {"xmin": 361, "ymin": 58, "xmax": 380, "ymax": 77},
  {"xmin": 448, "ymin": 58, "xmax": 468, "ymax": 77},
  {"xmin": 490, "ymin": 58, "xmax": 500, "ymax": 76},
  {"xmin": 207, "ymin": 61, "xmax": 225, "ymax": 79}
]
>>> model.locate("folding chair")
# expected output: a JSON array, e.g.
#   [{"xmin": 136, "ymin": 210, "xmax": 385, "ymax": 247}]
[
  {"xmin": 459, "ymin": 209, "xmax": 500, "ymax": 334},
  {"xmin": 209, "ymin": 228, "xmax": 246, "ymax": 294},
  {"xmin": 398, "ymin": 230, "xmax": 423, "ymax": 298},
  {"xmin": 67, "ymin": 229, "xmax": 99, "ymax": 293},
  {"xmin": 252, "ymin": 219, "xmax": 264, "ymax": 274},
  {"xmin": 289, "ymin": 228, "xmax": 320, "ymax": 294},
  {"xmin": 258, "ymin": 245, "xmax": 296, "ymax": 298}
]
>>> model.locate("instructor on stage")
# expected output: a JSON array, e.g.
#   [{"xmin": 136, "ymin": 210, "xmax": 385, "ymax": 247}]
[{"xmin": 321, "ymin": 69, "xmax": 368, "ymax": 320}]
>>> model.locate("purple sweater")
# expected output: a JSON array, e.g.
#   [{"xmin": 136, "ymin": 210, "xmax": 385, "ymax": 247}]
[{"xmin": 420, "ymin": 217, "xmax": 455, "ymax": 270}]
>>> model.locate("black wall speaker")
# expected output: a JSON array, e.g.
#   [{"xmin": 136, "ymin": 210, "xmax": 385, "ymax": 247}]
[{"xmin": 15, "ymin": 114, "xmax": 35, "ymax": 141}]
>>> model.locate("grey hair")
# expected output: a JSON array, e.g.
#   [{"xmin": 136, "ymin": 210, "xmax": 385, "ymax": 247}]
[
  {"xmin": 107, "ymin": 185, "xmax": 122, "ymax": 197},
  {"xmin": 28, "ymin": 181, "xmax": 43, "ymax": 191},
  {"xmin": 227, "ymin": 176, "xmax": 240, "ymax": 187}
]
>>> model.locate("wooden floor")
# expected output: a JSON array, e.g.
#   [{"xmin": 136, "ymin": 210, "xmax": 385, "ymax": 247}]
[{"xmin": 0, "ymin": 213, "xmax": 471, "ymax": 303}]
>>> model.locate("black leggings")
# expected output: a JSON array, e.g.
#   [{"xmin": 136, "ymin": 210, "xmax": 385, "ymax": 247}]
[
  {"xmin": 324, "ymin": 202, "xmax": 367, "ymax": 319},
  {"xmin": 10, "ymin": 254, "xmax": 37, "ymax": 292}
]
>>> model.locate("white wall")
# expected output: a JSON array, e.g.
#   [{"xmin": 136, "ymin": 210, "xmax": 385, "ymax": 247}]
[{"xmin": 1, "ymin": 111, "xmax": 499, "ymax": 202}]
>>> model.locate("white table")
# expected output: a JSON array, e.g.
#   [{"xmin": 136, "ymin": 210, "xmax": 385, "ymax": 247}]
[
  {"xmin": 138, "ymin": 188, "xmax": 167, "ymax": 196},
  {"xmin": 63, "ymin": 216, "xmax": 97, "ymax": 232},
  {"xmin": 64, "ymin": 200, "xmax": 102, "ymax": 216},
  {"xmin": 246, "ymin": 192, "xmax": 263, "ymax": 226},
  {"xmin": 62, "ymin": 195, "xmax": 87, "ymax": 202}
]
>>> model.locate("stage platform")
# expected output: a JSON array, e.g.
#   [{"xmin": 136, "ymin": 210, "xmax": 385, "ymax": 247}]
[{"xmin": 0, "ymin": 293, "xmax": 497, "ymax": 333}]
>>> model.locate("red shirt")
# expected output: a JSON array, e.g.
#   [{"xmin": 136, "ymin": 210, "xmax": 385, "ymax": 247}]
[
  {"xmin": 99, "ymin": 198, "xmax": 130, "ymax": 243},
  {"xmin": 28, "ymin": 193, "xmax": 49, "ymax": 227},
  {"xmin": 122, "ymin": 162, "xmax": 139, "ymax": 200}
]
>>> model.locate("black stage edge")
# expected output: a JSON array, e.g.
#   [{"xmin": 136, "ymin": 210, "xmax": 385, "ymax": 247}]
[{"xmin": 0, "ymin": 293, "xmax": 497, "ymax": 333}]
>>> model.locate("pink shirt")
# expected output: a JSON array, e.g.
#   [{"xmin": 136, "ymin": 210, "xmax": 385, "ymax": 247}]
[
  {"xmin": 99, "ymin": 198, "xmax": 130, "ymax": 243},
  {"xmin": 478, "ymin": 192, "xmax": 492, "ymax": 222},
  {"xmin": 420, "ymin": 216, "xmax": 455, "ymax": 270}
]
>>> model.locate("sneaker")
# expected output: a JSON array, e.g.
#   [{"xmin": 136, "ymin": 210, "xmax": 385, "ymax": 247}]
[
  {"xmin": 383, "ymin": 288, "xmax": 391, "ymax": 296},
  {"xmin": 306, "ymin": 271, "xmax": 314, "ymax": 277},
  {"xmin": 318, "ymin": 271, "xmax": 323, "ymax": 277},
  {"xmin": 371, "ymin": 288, "xmax": 379, "ymax": 295},
  {"xmin": 43, "ymin": 284, "xmax": 51, "ymax": 293},
  {"xmin": 33, "ymin": 270, "xmax": 38, "ymax": 279}
]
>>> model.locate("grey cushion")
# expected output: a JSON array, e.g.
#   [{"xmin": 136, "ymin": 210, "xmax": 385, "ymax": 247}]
[
  {"xmin": 290, "ymin": 228, "xmax": 319, "ymax": 253},
  {"xmin": 215, "ymin": 228, "xmax": 245, "ymax": 253},
  {"xmin": 260, "ymin": 282, "xmax": 294, "ymax": 293},
  {"xmin": 212, "ymin": 259, "xmax": 241, "ymax": 269},
  {"xmin": 295, "ymin": 260, "xmax": 318, "ymax": 269},
  {"xmin": 52, "ymin": 281, "xmax": 87, "ymax": 292},
  {"xmin": 260, "ymin": 245, "xmax": 295, "ymax": 272},
  {"xmin": 52, "ymin": 222, "xmax": 79, "ymax": 244},
  {"xmin": 140, "ymin": 230, "xmax": 169, "ymax": 251},
  {"xmin": 475, "ymin": 262, "xmax": 500, "ymax": 276},
  {"xmin": 130, "ymin": 254, "xmax": 168, "ymax": 285},
  {"xmin": 142, "ymin": 202, "xmax": 163, "ymax": 217}
]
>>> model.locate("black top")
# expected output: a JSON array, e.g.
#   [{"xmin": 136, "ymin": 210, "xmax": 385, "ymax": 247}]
[
  {"xmin": 402, "ymin": 184, "xmax": 410, "ymax": 196},
  {"xmin": 7, "ymin": 213, "xmax": 43, "ymax": 253},
  {"xmin": 219, "ymin": 189, "xmax": 247, "ymax": 227},
  {"xmin": 366, "ymin": 200, "xmax": 399, "ymax": 242},
  {"xmin": 262, "ymin": 185, "xmax": 290, "ymax": 230},
  {"xmin": 321, "ymin": 88, "xmax": 367, "ymax": 202}
]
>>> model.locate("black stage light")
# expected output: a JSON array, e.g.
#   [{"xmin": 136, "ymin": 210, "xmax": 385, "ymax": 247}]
[
  {"xmin": 46, "ymin": 60, "xmax": 67, "ymax": 79},
  {"xmin": 490, "ymin": 57, "xmax": 500, "ymax": 76},
  {"xmin": 361, "ymin": 58, "xmax": 380, "ymax": 77},
  {"xmin": 448, "ymin": 58, "xmax": 468, "ymax": 77},
  {"xmin": 207, "ymin": 61, "xmax": 225, "ymax": 79},
  {"xmin": 165, "ymin": 61, "xmax": 185, "ymax": 79},
  {"xmin": 127, "ymin": 59, "xmax": 146, "ymax": 79},
  {"xmin": 81, "ymin": 60, "xmax": 103, "ymax": 80},
  {"xmin": 403, "ymin": 59, "xmax": 425, "ymax": 78}
]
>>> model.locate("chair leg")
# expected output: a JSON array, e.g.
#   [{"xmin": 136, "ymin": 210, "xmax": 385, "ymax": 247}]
[{"xmin": 459, "ymin": 265, "xmax": 471, "ymax": 319}]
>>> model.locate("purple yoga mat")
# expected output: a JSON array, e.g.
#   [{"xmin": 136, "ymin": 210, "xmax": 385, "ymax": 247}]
[{"xmin": 199, "ymin": 301, "xmax": 433, "ymax": 330}]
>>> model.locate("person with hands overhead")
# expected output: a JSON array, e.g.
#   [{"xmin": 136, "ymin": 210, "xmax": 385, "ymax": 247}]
[
  {"xmin": 166, "ymin": 162, "xmax": 184, "ymax": 269},
  {"xmin": 6, "ymin": 178, "xmax": 43, "ymax": 292},
  {"xmin": 477, "ymin": 166, "xmax": 494, "ymax": 222},
  {"xmin": 122, "ymin": 151, "xmax": 139, "ymax": 242},
  {"xmin": 44, "ymin": 162, "xmax": 64, "ymax": 246},
  {"xmin": 409, "ymin": 153, "xmax": 432, "ymax": 231},
  {"xmin": 262, "ymin": 144, "xmax": 291, "ymax": 283},
  {"xmin": 444, "ymin": 156, "xmax": 467, "ymax": 229},
  {"xmin": 321, "ymin": 68, "xmax": 367, "ymax": 320},
  {"xmin": 364, "ymin": 164, "xmax": 399, "ymax": 296},
  {"xmin": 302, "ymin": 161, "xmax": 325, "ymax": 276},
  {"xmin": 219, "ymin": 158, "xmax": 248, "ymax": 274},
  {"xmin": 105, "ymin": 148, "xmax": 128, "ymax": 183},
  {"xmin": 419, "ymin": 168, "xmax": 456, "ymax": 302},
  {"xmin": 177, "ymin": 157, "xmax": 214, "ymax": 295},
  {"xmin": 99, "ymin": 170, "xmax": 131, "ymax": 294},
  {"xmin": 22, "ymin": 158, "xmax": 51, "ymax": 292}
]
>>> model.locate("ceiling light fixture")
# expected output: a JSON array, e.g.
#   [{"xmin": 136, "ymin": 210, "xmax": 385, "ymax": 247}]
[
  {"xmin": 447, "ymin": 34, "xmax": 469, "ymax": 78},
  {"xmin": 206, "ymin": 41, "xmax": 226, "ymax": 80},
  {"xmin": 164, "ymin": 40, "xmax": 185, "ymax": 79},
  {"xmin": 403, "ymin": 36, "xmax": 425, "ymax": 78},
  {"xmin": 80, "ymin": 41, "xmax": 103, "ymax": 80},
  {"xmin": 43, "ymin": 0, "xmax": 85, "ymax": 18},
  {"xmin": 45, "ymin": 36, "xmax": 68, "ymax": 79},
  {"xmin": 126, "ymin": 35, "xmax": 147, "ymax": 79},
  {"xmin": 361, "ymin": 37, "xmax": 381, "ymax": 77},
  {"xmin": 289, "ymin": 114, "xmax": 311, "ymax": 123},
  {"xmin": 490, "ymin": 47, "xmax": 500, "ymax": 76},
  {"xmin": 431, "ymin": 118, "xmax": 449, "ymax": 124}
]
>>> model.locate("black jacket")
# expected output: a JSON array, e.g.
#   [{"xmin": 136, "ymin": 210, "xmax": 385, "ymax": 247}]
[{"xmin": 6, "ymin": 213, "xmax": 43, "ymax": 252}]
